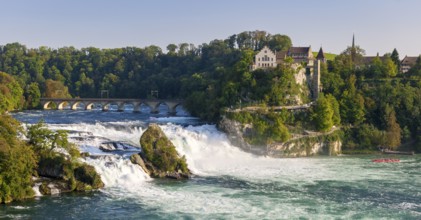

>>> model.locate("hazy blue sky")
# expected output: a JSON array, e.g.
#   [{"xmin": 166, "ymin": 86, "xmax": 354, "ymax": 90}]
[{"xmin": 1, "ymin": 0, "xmax": 420, "ymax": 56}]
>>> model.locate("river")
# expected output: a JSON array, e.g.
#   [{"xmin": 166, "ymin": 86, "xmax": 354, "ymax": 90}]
[{"xmin": 1, "ymin": 107, "xmax": 420, "ymax": 219}]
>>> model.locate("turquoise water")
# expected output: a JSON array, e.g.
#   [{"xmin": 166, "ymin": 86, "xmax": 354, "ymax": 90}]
[{"xmin": 1, "ymin": 110, "xmax": 420, "ymax": 219}]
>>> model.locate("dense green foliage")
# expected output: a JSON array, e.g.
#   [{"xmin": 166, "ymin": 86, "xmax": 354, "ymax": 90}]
[
  {"xmin": 27, "ymin": 121, "xmax": 103, "ymax": 191},
  {"xmin": 0, "ymin": 31, "xmax": 290, "ymax": 111},
  {"xmin": 1, "ymin": 30, "xmax": 421, "ymax": 156},
  {"xmin": 0, "ymin": 109, "xmax": 103, "ymax": 203},
  {"xmin": 310, "ymin": 94, "xmax": 340, "ymax": 132},
  {"xmin": 0, "ymin": 115, "xmax": 37, "ymax": 203},
  {"xmin": 0, "ymin": 71, "xmax": 23, "ymax": 112},
  {"xmin": 227, "ymin": 111, "xmax": 291, "ymax": 145},
  {"xmin": 322, "ymin": 46, "xmax": 421, "ymax": 152}
]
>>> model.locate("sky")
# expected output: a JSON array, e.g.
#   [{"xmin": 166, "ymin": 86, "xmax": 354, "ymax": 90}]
[{"xmin": 1, "ymin": 0, "xmax": 421, "ymax": 56}]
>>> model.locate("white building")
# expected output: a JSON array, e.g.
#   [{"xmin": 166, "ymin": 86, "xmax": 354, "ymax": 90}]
[{"xmin": 251, "ymin": 46, "xmax": 277, "ymax": 70}]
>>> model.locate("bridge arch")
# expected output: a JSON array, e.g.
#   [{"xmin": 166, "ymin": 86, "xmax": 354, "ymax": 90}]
[
  {"xmin": 71, "ymin": 101, "xmax": 87, "ymax": 110},
  {"xmin": 43, "ymin": 101, "xmax": 58, "ymax": 110},
  {"xmin": 58, "ymin": 101, "xmax": 72, "ymax": 110}
]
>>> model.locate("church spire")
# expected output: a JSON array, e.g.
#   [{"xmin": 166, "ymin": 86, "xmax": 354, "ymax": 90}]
[{"xmin": 351, "ymin": 34, "xmax": 356, "ymax": 62}]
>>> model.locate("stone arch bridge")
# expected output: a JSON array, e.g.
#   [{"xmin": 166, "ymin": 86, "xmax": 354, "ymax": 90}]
[{"xmin": 40, "ymin": 98, "xmax": 184, "ymax": 114}]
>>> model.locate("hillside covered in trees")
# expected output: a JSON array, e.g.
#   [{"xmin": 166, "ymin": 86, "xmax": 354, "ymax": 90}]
[{"xmin": 1, "ymin": 30, "xmax": 421, "ymax": 153}]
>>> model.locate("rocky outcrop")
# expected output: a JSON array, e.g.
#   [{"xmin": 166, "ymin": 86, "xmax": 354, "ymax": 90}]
[
  {"xmin": 99, "ymin": 142, "xmax": 119, "ymax": 152},
  {"xmin": 130, "ymin": 153, "xmax": 150, "ymax": 176},
  {"xmin": 218, "ymin": 116, "xmax": 267, "ymax": 155},
  {"xmin": 219, "ymin": 117, "xmax": 342, "ymax": 157},
  {"xmin": 268, "ymin": 139, "xmax": 342, "ymax": 157},
  {"xmin": 37, "ymin": 156, "xmax": 69, "ymax": 179},
  {"xmin": 37, "ymin": 178, "xmax": 72, "ymax": 195},
  {"xmin": 73, "ymin": 164, "xmax": 105, "ymax": 190},
  {"xmin": 99, "ymin": 141, "xmax": 135, "ymax": 152},
  {"xmin": 36, "ymin": 155, "xmax": 104, "ymax": 195},
  {"xmin": 132, "ymin": 123, "xmax": 191, "ymax": 179}
]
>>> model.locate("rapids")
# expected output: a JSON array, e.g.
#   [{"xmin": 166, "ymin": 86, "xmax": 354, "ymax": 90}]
[{"xmin": 2, "ymin": 110, "xmax": 420, "ymax": 219}]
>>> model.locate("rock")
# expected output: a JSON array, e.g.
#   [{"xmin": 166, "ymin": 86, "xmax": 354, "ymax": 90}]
[
  {"xmin": 99, "ymin": 142, "xmax": 119, "ymax": 152},
  {"xmin": 35, "ymin": 178, "xmax": 72, "ymax": 195},
  {"xmin": 74, "ymin": 164, "xmax": 104, "ymax": 190},
  {"xmin": 37, "ymin": 157, "xmax": 104, "ymax": 194},
  {"xmin": 218, "ymin": 116, "xmax": 267, "ymax": 155},
  {"xmin": 138, "ymin": 123, "xmax": 191, "ymax": 179},
  {"xmin": 219, "ymin": 116, "xmax": 342, "ymax": 157},
  {"xmin": 130, "ymin": 153, "xmax": 151, "ymax": 176},
  {"xmin": 37, "ymin": 156, "xmax": 69, "ymax": 179},
  {"xmin": 80, "ymin": 152, "xmax": 90, "ymax": 158},
  {"xmin": 269, "ymin": 139, "xmax": 342, "ymax": 157}
]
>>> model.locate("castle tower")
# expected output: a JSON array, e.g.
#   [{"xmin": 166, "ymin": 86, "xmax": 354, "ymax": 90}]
[
  {"xmin": 316, "ymin": 47, "xmax": 326, "ymax": 63},
  {"xmin": 312, "ymin": 59, "xmax": 321, "ymax": 100}
]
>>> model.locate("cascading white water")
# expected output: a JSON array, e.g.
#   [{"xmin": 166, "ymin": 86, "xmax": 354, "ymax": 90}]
[{"xmin": 11, "ymin": 111, "xmax": 420, "ymax": 219}]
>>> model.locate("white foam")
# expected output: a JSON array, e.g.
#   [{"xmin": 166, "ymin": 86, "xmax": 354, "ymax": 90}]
[
  {"xmin": 32, "ymin": 183, "xmax": 42, "ymax": 197},
  {"xmin": 84, "ymin": 155, "xmax": 151, "ymax": 187}
]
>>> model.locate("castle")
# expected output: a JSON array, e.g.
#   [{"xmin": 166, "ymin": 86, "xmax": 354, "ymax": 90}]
[{"xmin": 251, "ymin": 45, "xmax": 325, "ymax": 100}]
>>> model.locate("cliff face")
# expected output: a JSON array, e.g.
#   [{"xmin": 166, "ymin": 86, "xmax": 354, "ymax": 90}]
[
  {"xmin": 218, "ymin": 117, "xmax": 342, "ymax": 157},
  {"xmin": 218, "ymin": 117, "xmax": 268, "ymax": 155},
  {"xmin": 268, "ymin": 138, "xmax": 342, "ymax": 157}
]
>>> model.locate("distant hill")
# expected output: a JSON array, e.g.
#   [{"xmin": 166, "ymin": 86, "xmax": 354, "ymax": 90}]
[{"xmin": 313, "ymin": 52, "xmax": 337, "ymax": 61}]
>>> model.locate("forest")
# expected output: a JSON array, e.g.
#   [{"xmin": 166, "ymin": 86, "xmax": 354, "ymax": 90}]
[{"xmin": 1, "ymin": 30, "xmax": 421, "ymax": 153}]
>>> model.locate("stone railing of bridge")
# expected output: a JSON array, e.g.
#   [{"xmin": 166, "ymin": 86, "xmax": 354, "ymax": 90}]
[{"xmin": 40, "ymin": 98, "xmax": 184, "ymax": 115}]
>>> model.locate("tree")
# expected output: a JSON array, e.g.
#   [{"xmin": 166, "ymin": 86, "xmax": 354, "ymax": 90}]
[
  {"xmin": 44, "ymin": 79, "xmax": 71, "ymax": 98},
  {"xmin": 340, "ymin": 46, "xmax": 365, "ymax": 65},
  {"xmin": 166, "ymin": 44, "xmax": 178, "ymax": 55},
  {"xmin": 0, "ymin": 72, "xmax": 23, "ymax": 113},
  {"xmin": 384, "ymin": 106, "xmax": 401, "ymax": 149},
  {"xmin": 384, "ymin": 57, "xmax": 398, "ymax": 77},
  {"xmin": 26, "ymin": 120, "xmax": 73, "ymax": 157},
  {"xmin": 312, "ymin": 94, "xmax": 334, "ymax": 132},
  {"xmin": 24, "ymin": 82, "xmax": 41, "ymax": 109},
  {"xmin": 390, "ymin": 48, "xmax": 400, "ymax": 71},
  {"xmin": 0, "ymin": 115, "xmax": 37, "ymax": 203},
  {"xmin": 340, "ymin": 75, "xmax": 365, "ymax": 125},
  {"xmin": 326, "ymin": 94, "xmax": 341, "ymax": 125},
  {"xmin": 268, "ymin": 34, "xmax": 292, "ymax": 52}
]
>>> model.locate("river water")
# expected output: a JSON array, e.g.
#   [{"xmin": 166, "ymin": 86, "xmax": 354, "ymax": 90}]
[{"xmin": 1, "ymin": 107, "xmax": 420, "ymax": 219}]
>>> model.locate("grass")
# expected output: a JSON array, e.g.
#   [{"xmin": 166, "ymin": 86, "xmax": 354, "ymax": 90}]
[{"xmin": 313, "ymin": 52, "xmax": 337, "ymax": 61}]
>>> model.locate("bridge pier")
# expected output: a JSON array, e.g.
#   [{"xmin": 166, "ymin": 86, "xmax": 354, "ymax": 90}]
[
  {"xmin": 145, "ymin": 101, "xmax": 160, "ymax": 114},
  {"xmin": 133, "ymin": 102, "xmax": 141, "ymax": 113},
  {"xmin": 166, "ymin": 101, "xmax": 180, "ymax": 115},
  {"xmin": 117, "ymin": 102, "xmax": 125, "ymax": 112}
]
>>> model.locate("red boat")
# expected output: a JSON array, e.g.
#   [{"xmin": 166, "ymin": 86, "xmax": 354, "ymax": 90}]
[{"xmin": 372, "ymin": 158, "xmax": 400, "ymax": 163}]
